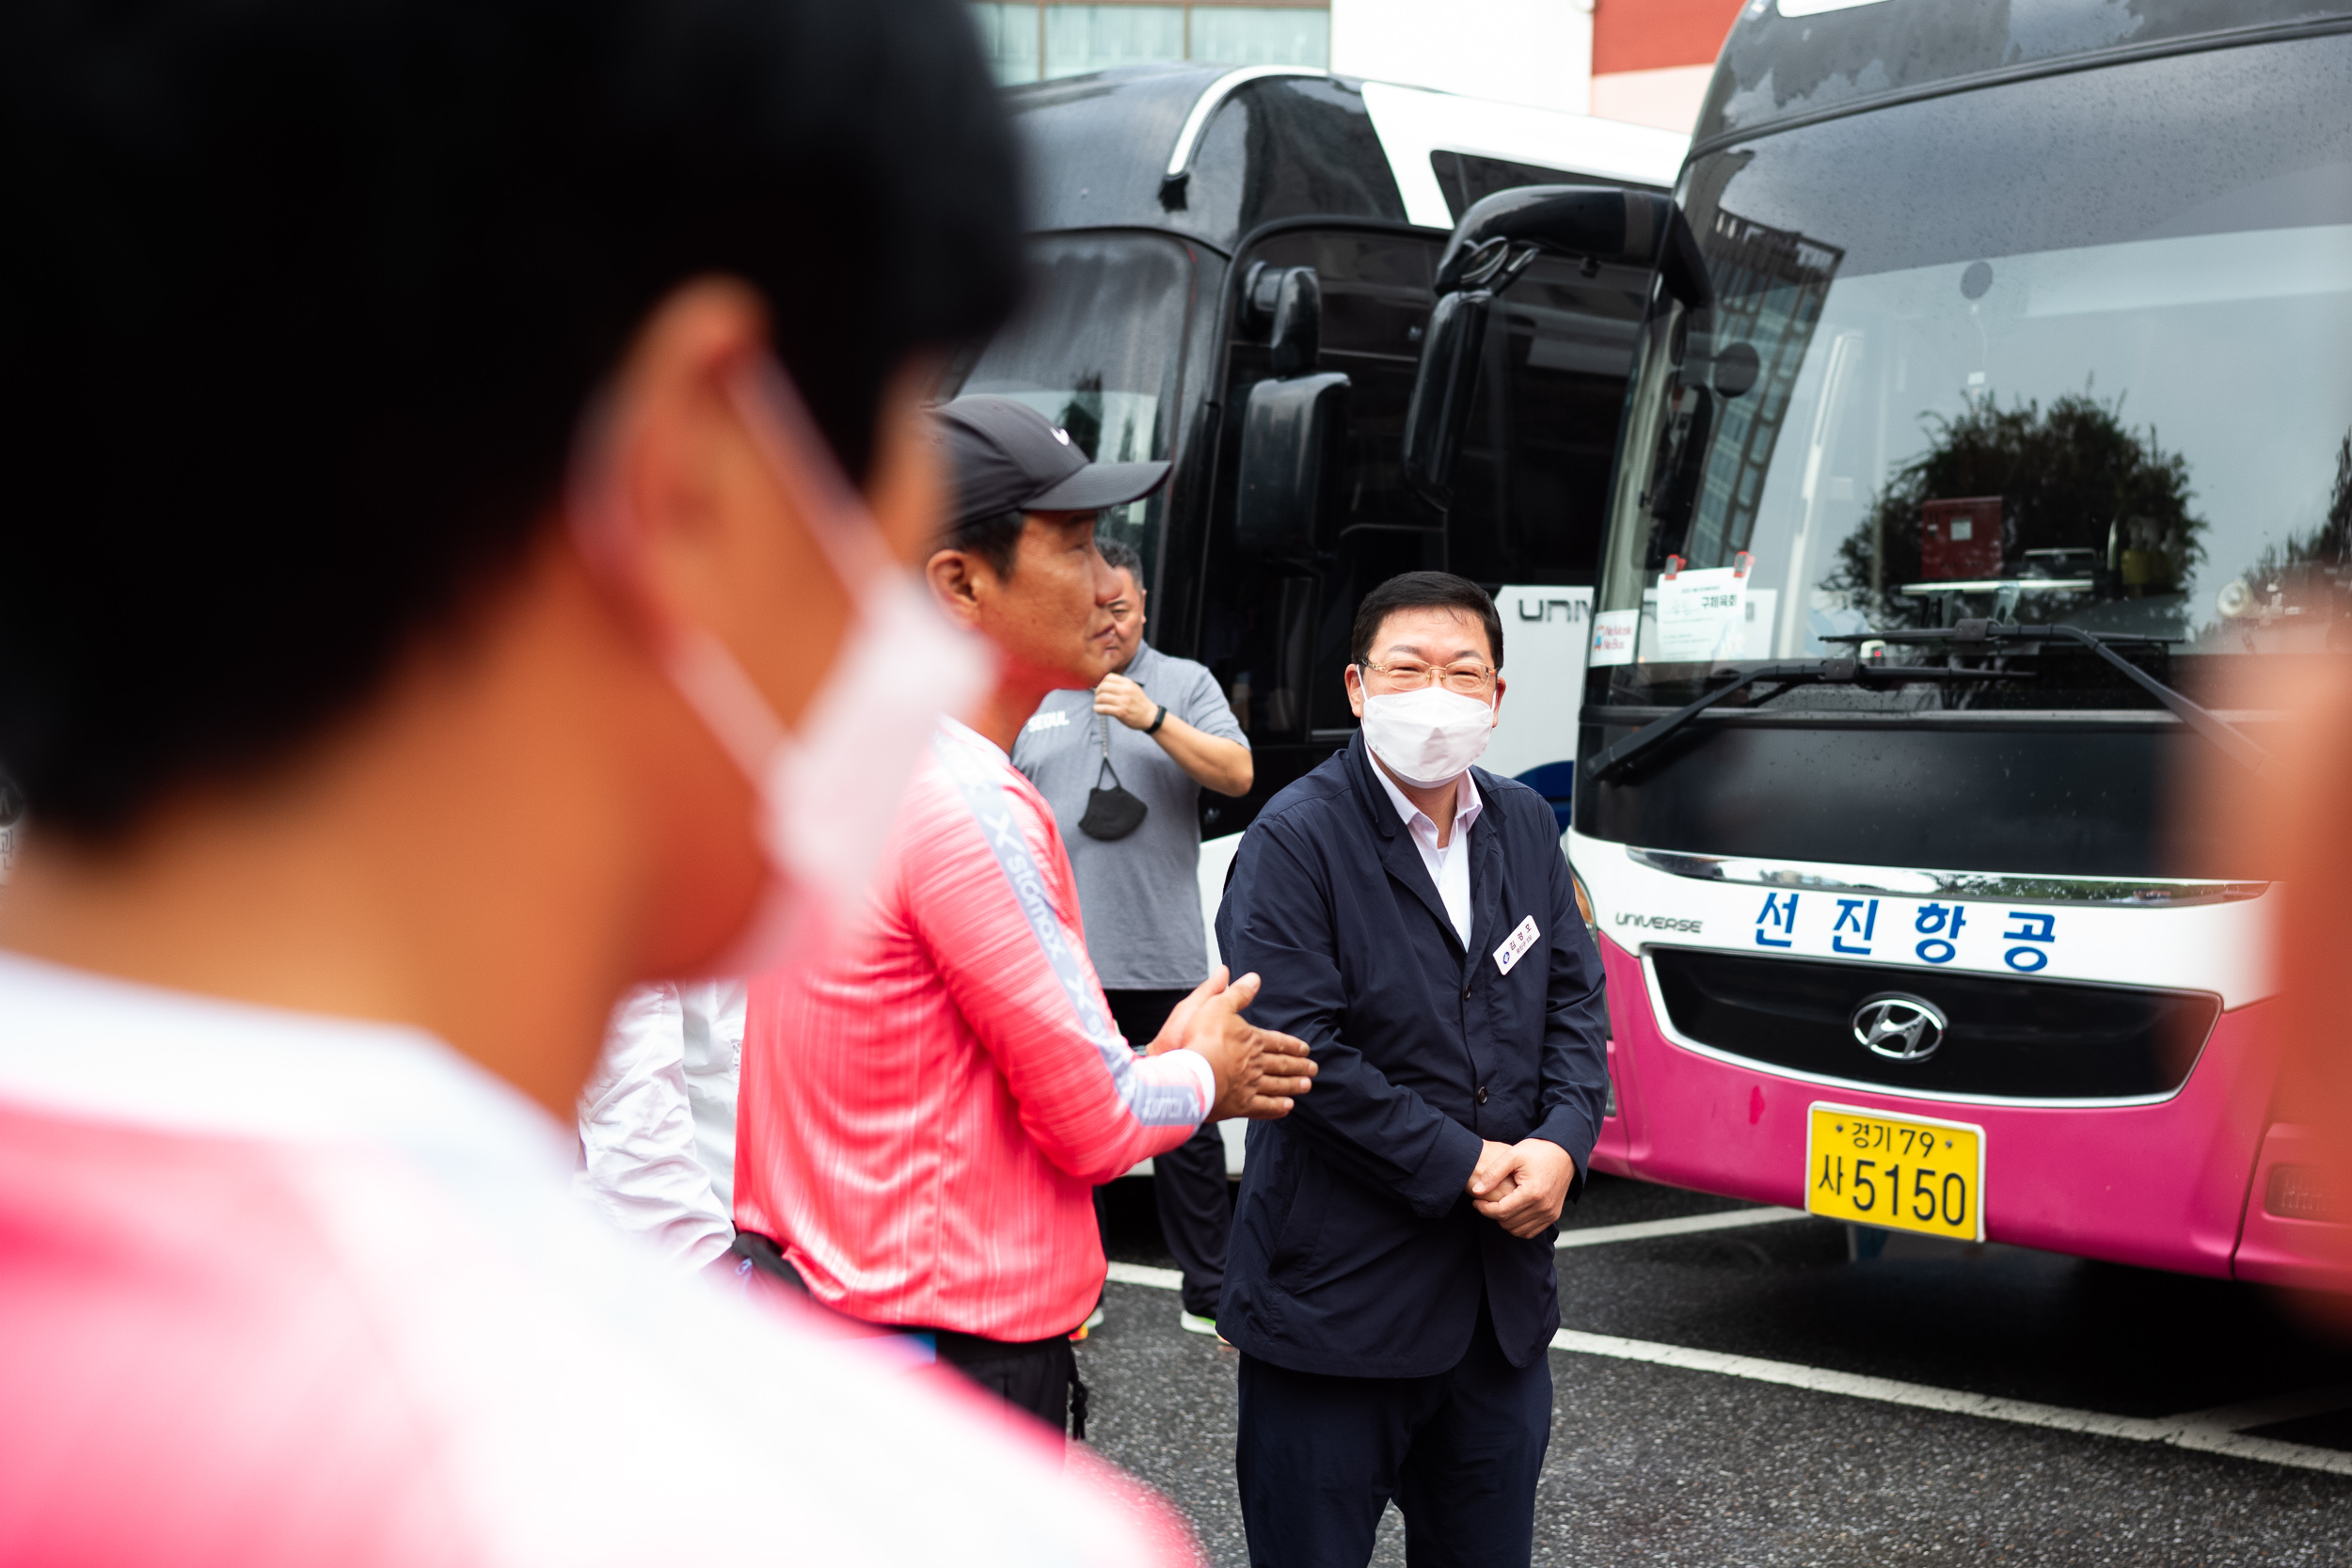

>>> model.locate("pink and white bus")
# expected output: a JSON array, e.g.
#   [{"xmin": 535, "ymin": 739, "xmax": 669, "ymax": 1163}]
[{"xmin": 1558, "ymin": 0, "xmax": 2352, "ymax": 1286}]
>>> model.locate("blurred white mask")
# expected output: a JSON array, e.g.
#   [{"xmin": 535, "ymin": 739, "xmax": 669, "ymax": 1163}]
[{"xmin": 575, "ymin": 356, "xmax": 993, "ymax": 977}]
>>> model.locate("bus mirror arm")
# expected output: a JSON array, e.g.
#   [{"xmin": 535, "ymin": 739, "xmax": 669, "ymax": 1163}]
[
  {"xmin": 1656, "ymin": 202, "xmax": 1713, "ymax": 311},
  {"xmin": 1586, "ymin": 660, "xmax": 2010, "ymax": 784},
  {"xmin": 1429, "ymin": 186, "xmax": 1712, "ymax": 309}
]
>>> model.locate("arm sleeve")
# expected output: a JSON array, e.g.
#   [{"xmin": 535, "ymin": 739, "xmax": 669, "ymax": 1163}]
[
  {"xmin": 678, "ymin": 978, "xmax": 744, "ymax": 1216},
  {"xmin": 575, "ymin": 983, "xmax": 736, "ymax": 1270},
  {"xmin": 1528, "ymin": 839, "xmax": 1612, "ymax": 1196},
  {"xmin": 1175, "ymin": 663, "xmax": 1248, "ymax": 749},
  {"xmin": 1217, "ymin": 821, "xmax": 1484, "ymax": 1219},
  {"xmin": 906, "ymin": 772, "xmax": 1212, "ymax": 1185}
]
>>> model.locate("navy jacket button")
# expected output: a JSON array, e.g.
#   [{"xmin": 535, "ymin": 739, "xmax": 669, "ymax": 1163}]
[{"xmin": 1475, "ymin": 1085, "xmax": 1488, "ymax": 1105}]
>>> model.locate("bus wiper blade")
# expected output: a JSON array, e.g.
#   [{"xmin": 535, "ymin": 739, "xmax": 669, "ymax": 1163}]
[
  {"xmin": 1821, "ymin": 621, "xmax": 2271, "ymax": 772},
  {"xmin": 1585, "ymin": 658, "xmax": 2008, "ymax": 783},
  {"xmin": 1983, "ymin": 622, "xmax": 2270, "ymax": 774}
]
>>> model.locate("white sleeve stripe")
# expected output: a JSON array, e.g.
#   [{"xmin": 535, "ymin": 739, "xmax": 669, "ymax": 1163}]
[{"xmin": 932, "ymin": 732, "xmax": 1202, "ymax": 1130}]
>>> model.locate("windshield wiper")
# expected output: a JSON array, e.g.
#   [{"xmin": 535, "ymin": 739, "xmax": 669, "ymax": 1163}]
[
  {"xmin": 1585, "ymin": 658, "xmax": 2009, "ymax": 783},
  {"xmin": 1824, "ymin": 620, "xmax": 2271, "ymax": 774}
]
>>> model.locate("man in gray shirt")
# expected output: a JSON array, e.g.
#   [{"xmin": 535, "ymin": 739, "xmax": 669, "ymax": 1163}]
[{"xmin": 1014, "ymin": 537, "xmax": 1252, "ymax": 1334}]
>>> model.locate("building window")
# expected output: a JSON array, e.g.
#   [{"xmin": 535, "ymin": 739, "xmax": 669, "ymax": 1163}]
[
  {"xmin": 1189, "ymin": 7, "xmax": 1329, "ymax": 69},
  {"xmin": 973, "ymin": 3, "xmax": 1330, "ymax": 85},
  {"xmin": 1045, "ymin": 6, "xmax": 1187, "ymax": 79},
  {"xmin": 971, "ymin": 4, "xmax": 1042, "ymax": 84}
]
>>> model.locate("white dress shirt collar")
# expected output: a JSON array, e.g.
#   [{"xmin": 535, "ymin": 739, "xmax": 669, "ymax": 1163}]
[{"xmin": 1365, "ymin": 754, "xmax": 1483, "ymax": 946}]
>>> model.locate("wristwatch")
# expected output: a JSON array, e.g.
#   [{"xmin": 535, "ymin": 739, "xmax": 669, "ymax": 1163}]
[{"xmin": 1146, "ymin": 704, "xmax": 1168, "ymax": 735}]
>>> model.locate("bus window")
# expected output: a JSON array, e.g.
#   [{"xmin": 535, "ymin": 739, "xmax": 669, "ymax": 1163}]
[
  {"xmin": 1593, "ymin": 35, "xmax": 2352, "ymax": 713},
  {"xmin": 943, "ymin": 231, "xmax": 1198, "ymax": 601}
]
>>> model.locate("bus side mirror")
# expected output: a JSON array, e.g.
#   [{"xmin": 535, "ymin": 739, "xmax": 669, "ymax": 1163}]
[
  {"xmin": 1243, "ymin": 262, "xmax": 1324, "ymax": 378},
  {"xmin": 1234, "ymin": 371, "xmax": 1351, "ymax": 565},
  {"xmin": 1235, "ymin": 261, "xmax": 1347, "ymax": 563},
  {"xmin": 1403, "ymin": 184, "xmax": 1713, "ymax": 512},
  {"xmin": 1399, "ymin": 288, "xmax": 1492, "ymax": 512}
]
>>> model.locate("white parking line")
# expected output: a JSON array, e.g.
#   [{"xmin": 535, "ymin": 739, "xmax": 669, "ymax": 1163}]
[
  {"xmin": 1106, "ymin": 1260, "xmax": 1184, "ymax": 1291},
  {"xmin": 1548, "ymin": 1328, "xmax": 2352, "ymax": 1478},
  {"xmin": 1554, "ymin": 1206, "xmax": 1810, "ymax": 1249},
  {"xmin": 1104, "ymin": 1256, "xmax": 2352, "ymax": 1475}
]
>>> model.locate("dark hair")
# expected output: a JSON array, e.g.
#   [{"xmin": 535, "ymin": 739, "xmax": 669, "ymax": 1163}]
[
  {"xmin": 1349, "ymin": 572, "xmax": 1504, "ymax": 671},
  {"xmin": 1096, "ymin": 536, "xmax": 1143, "ymax": 583},
  {"xmin": 0, "ymin": 0, "xmax": 1023, "ymax": 840},
  {"xmin": 943, "ymin": 509, "xmax": 1027, "ymax": 580}
]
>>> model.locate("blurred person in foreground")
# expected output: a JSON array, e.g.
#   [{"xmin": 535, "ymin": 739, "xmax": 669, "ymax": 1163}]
[
  {"xmin": 1215, "ymin": 572, "xmax": 1610, "ymax": 1568},
  {"xmin": 1014, "ymin": 535, "xmax": 1254, "ymax": 1338},
  {"xmin": 0, "ymin": 3, "xmax": 1199, "ymax": 1563},
  {"xmin": 732, "ymin": 396, "xmax": 1314, "ymax": 1434},
  {"xmin": 2230, "ymin": 652, "xmax": 2352, "ymax": 1315}
]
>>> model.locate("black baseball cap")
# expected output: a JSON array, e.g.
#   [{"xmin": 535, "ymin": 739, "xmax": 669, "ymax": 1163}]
[{"xmin": 936, "ymin": 395, "xmax": 1170, "ymax": 528}]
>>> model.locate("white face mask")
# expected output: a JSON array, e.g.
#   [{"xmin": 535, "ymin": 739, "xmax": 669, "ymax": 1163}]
[
  {"xmin": 575, "ymin": 356, "xmax": 994, "ymax": 978},
  {"xmin": 1358, "ymin": 680, "xmax": 1495, "ymax": 789}
]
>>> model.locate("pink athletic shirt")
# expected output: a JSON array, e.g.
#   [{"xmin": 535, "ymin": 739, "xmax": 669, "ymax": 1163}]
[
  {"xmin": 736, "ymin": 719, "xmax": 1214, "ymax": 1342},
  {"xmin": 0, "ymin": 951, "xmax": 1195, "ymax": 1568}
]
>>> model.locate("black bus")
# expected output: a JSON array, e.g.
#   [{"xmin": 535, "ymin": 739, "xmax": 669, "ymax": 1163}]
[{"xmin": 944, "ymin": 63, "xmax": 1684, "ymax": 843}]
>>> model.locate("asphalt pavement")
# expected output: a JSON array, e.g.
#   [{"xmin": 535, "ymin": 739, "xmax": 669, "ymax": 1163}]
[{"xmin": 1076, "ymin": 1174, "xmax": 2352, "ymax": 1565}]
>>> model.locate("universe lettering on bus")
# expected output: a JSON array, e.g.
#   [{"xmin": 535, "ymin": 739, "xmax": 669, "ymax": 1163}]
[{"xmin": 1755, "ymin": 893, "xmax": 2058, "ymax": 973}]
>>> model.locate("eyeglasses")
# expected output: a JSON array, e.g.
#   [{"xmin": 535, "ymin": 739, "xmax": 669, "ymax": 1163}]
[{"xmin": 1359, "ymin": 658, "xmax": 1498, "ymax": 695}]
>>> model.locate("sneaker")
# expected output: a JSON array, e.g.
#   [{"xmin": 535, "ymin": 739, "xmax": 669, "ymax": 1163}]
[
  {"xmin": 1179, "ymin": 1311, "xmax": 1222, "ymax": 1338},
  {"xmin": 1070, "ymin": 1304, "xmax": 1105, "ymax": 1342}
]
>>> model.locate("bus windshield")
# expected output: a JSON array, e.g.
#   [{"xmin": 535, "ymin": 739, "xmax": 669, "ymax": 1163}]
[
  {"xmin": 1594, "ymin": 33, "xmax": 2352, "ymax": 708},
  {"xmin": 944, "ymin": 230, "xmax": 1195, "ymax": 592}
]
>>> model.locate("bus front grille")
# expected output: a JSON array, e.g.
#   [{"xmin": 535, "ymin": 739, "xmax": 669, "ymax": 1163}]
[{"xmin": 1648, "ymin": 947, "xmax": 2218, "ymax": 1103}]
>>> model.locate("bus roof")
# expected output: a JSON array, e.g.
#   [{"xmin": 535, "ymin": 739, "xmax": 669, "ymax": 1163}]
[
  {"xmin": 1697, "ymin": 0, "xmax": 2352, "ymax": 154},
  {"xmin": 1007, "ymin": 64, "xmax": 1686, "ymax": 249}
]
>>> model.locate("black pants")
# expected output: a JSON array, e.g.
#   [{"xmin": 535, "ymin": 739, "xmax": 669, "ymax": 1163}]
[
  {"xmin": 929, "ymin": 1329, "xmax": 1087, "ymax": 1439},
  {"xmin": 728, "ymin": 1232, "xmax": 1087, "ymax": 1437},
  {"xmin": 1234, "ymin": 1296, "xmax": 1551, "ymax": 1568},
  {"xmin": 1105, "ymin": 987, "xmax": 1231, "ymax": 1318}
]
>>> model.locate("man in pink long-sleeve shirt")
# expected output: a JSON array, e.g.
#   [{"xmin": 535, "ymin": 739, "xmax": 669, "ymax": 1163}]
[{"xmin": 736, "ymin": 398, "xmax": 1314, "ymax": 1433}]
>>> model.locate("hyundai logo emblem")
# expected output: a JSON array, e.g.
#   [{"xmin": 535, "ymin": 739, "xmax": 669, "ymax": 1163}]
[{"xmin": 1851, "ymin": 993, "xmax": 1947, "ymax": 1062}]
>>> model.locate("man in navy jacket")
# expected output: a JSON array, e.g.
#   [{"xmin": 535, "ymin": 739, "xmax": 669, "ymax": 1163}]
[{"xmin": 1216, "ymin": 571, "xmax": 1609, "ymax": 1568}]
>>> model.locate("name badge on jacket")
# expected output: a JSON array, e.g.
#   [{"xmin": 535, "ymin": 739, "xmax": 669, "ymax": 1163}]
[{"xmin": 1494, "ymin": 915, "xmax": 1540, "ymax": 976}]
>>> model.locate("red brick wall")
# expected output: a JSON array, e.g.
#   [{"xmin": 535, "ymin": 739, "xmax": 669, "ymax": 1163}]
[{"xmin": 1592, "ymin": 0, "xmax": 1746, "ymax": 75}]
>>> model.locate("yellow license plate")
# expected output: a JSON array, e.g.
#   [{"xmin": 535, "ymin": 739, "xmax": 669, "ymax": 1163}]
[{"xmin": 1805, "ymin": 1102, "xmax": 1984, "ymax": 1241}]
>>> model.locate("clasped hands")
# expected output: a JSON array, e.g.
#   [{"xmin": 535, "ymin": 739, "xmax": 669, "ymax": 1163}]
[
  {"xmin": 1147, "ymin": 965, "xmax": 1317, "ymax": 1120},
  {"xmin": 1137, "ymin": 973, "xmax": 1567, "ymax": 1227},
  {"xmin": 1467, "ymin": 1137, "xmax": 1575, "ymax": 1239}
]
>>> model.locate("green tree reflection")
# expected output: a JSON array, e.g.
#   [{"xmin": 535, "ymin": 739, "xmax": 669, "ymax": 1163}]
[
  {"xmin": 2233, "ymin": 432, "xmax": 2352, "ymax": 592},
  {"xmin": 1827, "ymin": 391, "xmax": 2205, "ymax": 632}
]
